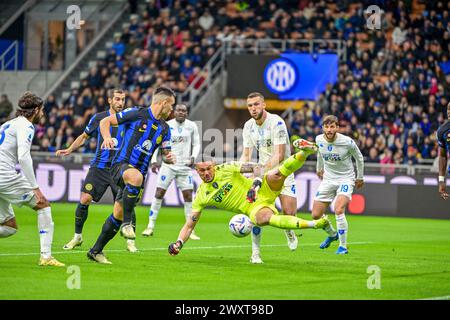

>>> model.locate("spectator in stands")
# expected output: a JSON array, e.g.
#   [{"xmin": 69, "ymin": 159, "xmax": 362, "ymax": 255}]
[
  {"xmin": 38, "ymin": 0, "xmax": 448, "ymax": 167},
  {"xmin": 111, "ymin": 35, "xmax": 125, "ymax": 57},
  {"xmin": 0, "ymin": 94, "xmax": 13, "ymax": 123},
  {"xmin": 199, "ymin": 9, "xmax": 214, "ymax": 31}
]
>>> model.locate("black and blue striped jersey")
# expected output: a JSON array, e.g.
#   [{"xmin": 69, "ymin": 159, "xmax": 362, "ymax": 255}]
[
  {"xmin": 437, "ymin": 121, "xmax": 450, "ymax": 175},
  {"xmin": 85, "ymin": 110, "xmax": 125, "ymax": 169},
  {"xmin": 112, "ymin": 107, "xmax": 171, "ymax": 176}
]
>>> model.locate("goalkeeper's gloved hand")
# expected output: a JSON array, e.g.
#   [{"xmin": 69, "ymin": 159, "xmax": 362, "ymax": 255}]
[
  {"xmin": 246, "ymin": 177, "xmax": 262, "ymax": 203},
  {"xmin": 168, "ymin": 240, "xmax": 184, "ymax": 256}
]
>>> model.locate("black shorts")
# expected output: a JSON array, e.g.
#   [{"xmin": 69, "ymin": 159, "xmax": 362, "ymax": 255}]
[
  {"xmin": 82, "ymin": 167, "xmax": 118, "ymax": 202},
  {"xmin": 111, "ymin": 162, "xmax": 145, "ymax": 203}
]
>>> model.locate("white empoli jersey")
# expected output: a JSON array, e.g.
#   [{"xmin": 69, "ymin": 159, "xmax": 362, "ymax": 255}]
[
  {"xmin": 243, "ymin": 112, "xmax": 295, "ymax": 185},
  {"xmin": 0, "ymin": 116, "xmax": 38, "ymax": 188},
  {"xmin": 316, "ymin": 133, "xmax": 364, "ymax": 182},
  {"xmin": 243, "ymin": 112, "xmax": 291, "ymax": 163},
  {"xmin": 152, "ymin": 118, "xmax": 200, "ymax": 170}
]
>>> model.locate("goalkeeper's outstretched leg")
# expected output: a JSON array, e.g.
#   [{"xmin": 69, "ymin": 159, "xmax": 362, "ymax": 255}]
[
  {"xmin": 264, "ymin": 139, "xmax": 318, "ymax": 192},
  {"xmin": 250, "ymin": 139, "xmax": 325, "ymax": 229}
]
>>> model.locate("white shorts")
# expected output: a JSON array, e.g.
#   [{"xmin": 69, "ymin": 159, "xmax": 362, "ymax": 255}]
[
  {"xmin": 280, "ymin": 173, "xmax": 296, "ymax": 198},
  {"xmin": 0, "ymin": 173, "xmax": 36, "ymax": 224},
  {"xmin": 156, "ymin": 165, "xmax": 193, "ymax": 191},
  {"xmin": 314, "ymin": 179, "xmax": 354, "ymax": 203}
]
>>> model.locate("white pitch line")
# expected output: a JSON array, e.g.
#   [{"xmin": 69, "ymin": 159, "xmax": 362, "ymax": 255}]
[
  {"xmin": 418, "ymin": 295, "xmax": 450, "ymax": 300},
  {"xmin": 0, "ymin": 241, "xmax": 372, "ymax": 257}
]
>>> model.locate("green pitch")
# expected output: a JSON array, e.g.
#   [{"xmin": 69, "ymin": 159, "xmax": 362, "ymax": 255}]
[{"xmin": 1, "ymin": 203, "xmax": 450, "ymax": 300}]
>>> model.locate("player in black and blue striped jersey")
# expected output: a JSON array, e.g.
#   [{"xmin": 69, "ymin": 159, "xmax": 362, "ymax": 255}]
[
  {"xmin": 87, "ymin": 86, "xmax": 176, "ymax": 263},
  {"xmin": 56, "ymin": 89, "xmax": 138, "ymax": 252},
  {"xmin": 437, "ymin": 102, "xmax": 450, "ymax": 200}
]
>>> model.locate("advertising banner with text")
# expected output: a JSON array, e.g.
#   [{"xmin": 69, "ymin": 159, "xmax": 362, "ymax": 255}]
[{"xmin": 33, "ymin": 162, "xmax": 450, "ymax": 219}]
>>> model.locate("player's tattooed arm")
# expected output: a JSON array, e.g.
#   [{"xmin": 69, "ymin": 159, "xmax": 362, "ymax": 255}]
[
  {"xmin": 181, "ymin": 210, "xmax": 201, "ymax": 242},
  {"xmin": 169, "ymin": 210, "xmax": 202, "ymax": 255},
  {"xmin": 240, "ymin": 162, "xmax": 263, "ymax": 175}
]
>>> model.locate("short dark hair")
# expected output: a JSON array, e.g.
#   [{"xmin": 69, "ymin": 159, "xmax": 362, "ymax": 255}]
[
  {"xmin": 175, "ymin": 104, "xmax": 189, "ymax": 113},
  {"xmin": 322, "ymin": 115, "xmax": 339, "ymax": 126},
  {"xmin": 152, "ymin": 86, "xmax": 176, "ymax": 105},
  {"xmin": 247, "ymin": 92, "xmax": 264, "ymax": 100},
  {"xmin": 154, "ymin": 86, "xmax": 175, "ymax": 99},
  {"xmin": 107, "ymin": 88, "xmax": 126, "ymax": 99}
]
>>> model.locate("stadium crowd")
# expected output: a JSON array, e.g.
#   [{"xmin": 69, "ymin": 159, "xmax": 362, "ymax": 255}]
[{"xmin": 0, "ymin": 0, "xmax": 448, "ymax": 167}]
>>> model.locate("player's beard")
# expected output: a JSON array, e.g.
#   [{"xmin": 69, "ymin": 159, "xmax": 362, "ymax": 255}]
[
  {"xmin": 112, "ymin": 103, "xmax": 124, "ymax": 113},
  {"xmin": 251, "ymin": 110, "xmax": 263, "ymax": 121},
  {"xmin": 31, "ymin": 110, "xmax": 43, "ymax": 124},
  {"xmin": 325, "ymin": 132, "xmax": 336, "ymax": 141}
]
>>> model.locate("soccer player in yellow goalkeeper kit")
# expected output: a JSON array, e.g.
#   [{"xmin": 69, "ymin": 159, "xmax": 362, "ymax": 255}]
[{"xmin": 168, "ymin": 139, "xmax": 330, "ymax": 257}]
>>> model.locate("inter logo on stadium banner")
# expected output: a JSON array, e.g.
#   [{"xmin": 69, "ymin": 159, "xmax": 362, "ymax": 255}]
[{"xmin": 264, "ymin": 58, "xmax": 298, "ymax": 94}]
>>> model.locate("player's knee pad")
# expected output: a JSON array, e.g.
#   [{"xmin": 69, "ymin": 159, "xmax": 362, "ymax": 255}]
[{"xmin": 0, "ymin": 225, "xmax": 17, "ymax": 238}]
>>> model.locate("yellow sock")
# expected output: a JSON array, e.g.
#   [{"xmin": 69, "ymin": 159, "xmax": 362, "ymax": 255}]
[
  {"xmin": 278, "ymin": 151, "xmax": 308, "ymax": 177},
  {"xmin": 269, "ymin": 215, "xmax": 315, "ymax": 229}
]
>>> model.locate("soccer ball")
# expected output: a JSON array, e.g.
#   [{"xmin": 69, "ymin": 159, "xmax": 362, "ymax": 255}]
[{"xmin": 228, "ymin": 214, "xmax": 253, "ymax": 238}]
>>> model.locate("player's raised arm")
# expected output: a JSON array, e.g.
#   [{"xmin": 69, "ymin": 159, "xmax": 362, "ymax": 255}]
[
  {"xmin": 169, "ymin": 210, "xmax": 202, "ymax": 256},
  {"xmin": 160, "ymin": 127, "xmax": 176, "ymax": 164},
  {"xmin": 57, "ymin": 112, "xmax": 98, "ymax": 156},
  {"xmin": 349, "ymin": 139, "xmax": 365, "ymax": 189},
  {"xmin": 99, "ymin": 114, "xmax": 118, "ymax": 149},
  {"xmin": 438, "ymin": 146, "xmax": 448, "ymax": 200},
  {"xmin": 56, "ymin": 132, "xmax": 88, "ymax": 156}
]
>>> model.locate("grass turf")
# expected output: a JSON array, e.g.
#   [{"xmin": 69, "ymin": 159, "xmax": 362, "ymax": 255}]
[{"xmin": 1, "ymin": 203, "xmax": 450, "ymax": 300}]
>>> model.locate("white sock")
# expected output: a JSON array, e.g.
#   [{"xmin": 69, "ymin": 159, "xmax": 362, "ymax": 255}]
[
  {"xmin": 184, "ymin": 202, "xmax": 192, "ymax": 222},
  {"xmin": 251, "ymin": 226, "xmax": 262, "ymax": 255},
  {"xmin": 37, "ymin": 207, "xmax": 54, "ymax": 259},
  {"xmin": 335, "ymin": 213, "xmax": 348, "ymax": 248},
  {"xmin": 127, "ymin": 239, "xmax": 135, "ymax": 245},
  {"xmin": 148, "ymin": 198, "xmax": 162, "ymax": 229},
  {"xmin": 0, "ymin": 225, "xmax": 17, "ymax": 238},
  {"xmin": 74, "ymin": 233, "xmax": 82, "ymax": 240}
]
